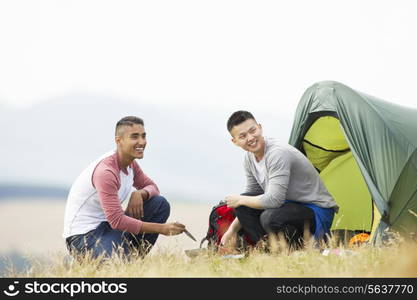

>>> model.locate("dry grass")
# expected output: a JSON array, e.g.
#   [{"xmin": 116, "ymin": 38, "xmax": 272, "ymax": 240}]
[{"xmin": 3, "ymin": 235, "xmax": 417, "ymax": 278}]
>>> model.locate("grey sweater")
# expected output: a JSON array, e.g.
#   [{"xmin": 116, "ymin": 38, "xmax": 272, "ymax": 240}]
[{"xmin": 244, "ymin": 137, "xmax": 339, "ymax": 211}]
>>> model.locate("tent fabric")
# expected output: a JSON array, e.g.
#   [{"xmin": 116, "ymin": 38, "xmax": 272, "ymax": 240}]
[
  {"xmin": 320, "ymin": 151, "xmax": 373, "ymax": 232},
  {"xmin": 288, "ymin": 81, "xmax": 417, "ymax": 240},
  {"xmin": 303, "ymin": 116, "xmax": 350, "ymax": 171}
]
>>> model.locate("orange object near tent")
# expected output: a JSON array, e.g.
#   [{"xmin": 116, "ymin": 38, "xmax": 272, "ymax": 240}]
[{"xmin": 349, "ymin": 233, "xmax": 370, "ymax": 247}]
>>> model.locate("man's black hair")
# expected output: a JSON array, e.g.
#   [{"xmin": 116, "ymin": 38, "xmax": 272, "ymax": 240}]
[
  {"xmin": 227, "ymin": 110, "xmax": 256, "ymax": 132},
  {"xmin": 115, "ymin": 116, "xmax": 144, "ymax": 136}
]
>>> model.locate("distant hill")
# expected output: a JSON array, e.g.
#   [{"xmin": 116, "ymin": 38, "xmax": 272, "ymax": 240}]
[
  {"xmin": 0, "ymin": 94, "xmax": 292, "ymax": 205},
  {"xmin": 0, "ymin": 183, "xmax": 68, "ymax": 200}
]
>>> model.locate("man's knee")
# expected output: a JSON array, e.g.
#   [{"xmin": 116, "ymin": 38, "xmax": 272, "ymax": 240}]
[
  {"xmin": 152, "ymin": 195, "xmax": 170, "ymax": 217},
  {"xmin": 260, "ymin": 209, "xmax": 279, "ymax": 233},
  {"xmin": 234, "ymin": 205, "xmax": 253, "ymax": 218},
  {"xmin": 260, "ymin": 205, "xmax": 315, "ymax": 236}
]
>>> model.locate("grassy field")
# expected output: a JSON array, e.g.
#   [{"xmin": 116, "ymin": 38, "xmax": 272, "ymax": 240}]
[
  {"xmin": 1, "ymin": 201, "xmax": 416, "ymax": 278},
  {"xmin": 4, "ymin": 237, "xmax": 417, "ymax": 278}
]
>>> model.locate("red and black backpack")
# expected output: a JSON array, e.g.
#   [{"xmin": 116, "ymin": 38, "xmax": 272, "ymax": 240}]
[{"xmin": 200, "ymin": 201, "xmax": 253, "ymax": 250}]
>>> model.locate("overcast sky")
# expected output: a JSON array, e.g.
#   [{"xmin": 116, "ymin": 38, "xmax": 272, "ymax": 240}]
[{"xmin": 1, "ymin": 0, "xmax": 417, "ymax": 115}]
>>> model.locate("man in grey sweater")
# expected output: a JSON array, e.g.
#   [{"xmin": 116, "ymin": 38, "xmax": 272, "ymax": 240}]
[{"xmin": 222, "ymin": 111, "xmax": 339, "ymax": 250}]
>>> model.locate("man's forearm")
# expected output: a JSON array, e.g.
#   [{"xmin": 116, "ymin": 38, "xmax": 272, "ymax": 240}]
[
  {"xmin": 225, "ymin": 194, "xmax": 264, "ymax": 209},
  {"xmin": 228, "ymin": 217, "xmax": 242, "ymax": 233},
  {"xmin": 239, "ymin": 195, "xmax": 264, "ymax": 209},
  {"xmin": 140, "ymin": 221, "xmax": 163, "ymax": 233}
]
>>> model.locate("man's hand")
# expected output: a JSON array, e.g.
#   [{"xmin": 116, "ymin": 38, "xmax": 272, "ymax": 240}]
[
  {"xmin": 220, "ymin": 228, "xmax": 237, "ymax": 248},
  {"xmin": 160, "ymin": 222, "xmax": 185, "ymax": 236},
  {"xmin": 126, "ymin": 190, "xmax": 148, "ymax": 219},
  {"xmin": 225, "ymin": 194, "xmax": 264, "ymax": 209},
  {"xmin": 225, "ymin": 194, "xmax": 242, "ymax": 208}
]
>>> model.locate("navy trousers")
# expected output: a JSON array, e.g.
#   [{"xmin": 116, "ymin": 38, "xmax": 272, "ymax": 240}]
[
  {"xmin": 66, "ymin": 195, "xmax": 170, "ymax": 259},
  {"xmin": 234, "ymin": 193, "xmax": 316, "ymax": 249}
]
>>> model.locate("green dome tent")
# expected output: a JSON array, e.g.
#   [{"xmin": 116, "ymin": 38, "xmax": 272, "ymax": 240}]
[{"xmin": 288, "ymin": 81, "xmax": 417, "ymax": 242}]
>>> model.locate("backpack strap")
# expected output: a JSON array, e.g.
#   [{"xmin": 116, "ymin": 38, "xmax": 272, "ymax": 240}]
[
  {"xmin": 200, "ymin": 200, "xmax": 229, "ymax": 249},
  {"xmin": 200, "ymin": 237, "xmax": 208, "ymax": 249}
]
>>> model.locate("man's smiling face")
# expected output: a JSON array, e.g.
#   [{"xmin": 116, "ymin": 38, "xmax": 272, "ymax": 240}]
[
  {"xmin": 116, "ymin": 124, "xmax": 147, "ymax": 160},
  {"xmin": 230, "ymin": 118, "xmax": 264, "ymax": 154}
]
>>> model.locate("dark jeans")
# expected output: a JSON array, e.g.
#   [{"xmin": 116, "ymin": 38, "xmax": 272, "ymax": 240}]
[
  {"xmin": 66, "ymin": 195, "xmax": 170, "ymax": 259},
  {"xmin": 235, "ymin": 194, "xmax": 316, "ymax": 249}
]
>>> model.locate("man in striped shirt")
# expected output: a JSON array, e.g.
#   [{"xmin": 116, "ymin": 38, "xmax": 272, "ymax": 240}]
[{"xmin": 63, "ymin": 116, "xmax": 185, "ymax": 258}]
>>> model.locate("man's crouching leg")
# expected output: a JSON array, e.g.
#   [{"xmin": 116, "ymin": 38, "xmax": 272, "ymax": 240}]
[
  {"xmin": 66, "ymin": 222, "xmax": 138, "ymax": 261},
  {"xmin": 260, "ymin": 203, "xmax": 315, "ymax": 251},
  {"xmin": 234, "ymin": 206, "xmax": 266, "ymax": 246},
  {"xmin": 129, "ymin": 195, "xmax": 170, "ymax": 255}
]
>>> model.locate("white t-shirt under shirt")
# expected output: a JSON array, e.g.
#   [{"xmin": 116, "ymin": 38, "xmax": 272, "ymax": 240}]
[{"xmin": 251, "ymin": 154, "xmax": 266, "ymax": 187}]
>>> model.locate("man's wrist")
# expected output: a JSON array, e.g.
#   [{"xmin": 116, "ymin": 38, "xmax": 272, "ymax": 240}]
[
  {"xmin": 238, "ymin": 196, "xmax": 246, "ymax": 207},
  {"xmin": 228, "ymin": 227, "xmax": 238, "ymax": 234},
  {"xmin": 140, "ymin": 221, "xmax": 163, "ymax": 234},
  {"xmin": 139, "ymin": 189, "xmax": 149, "ymax": 201}
]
